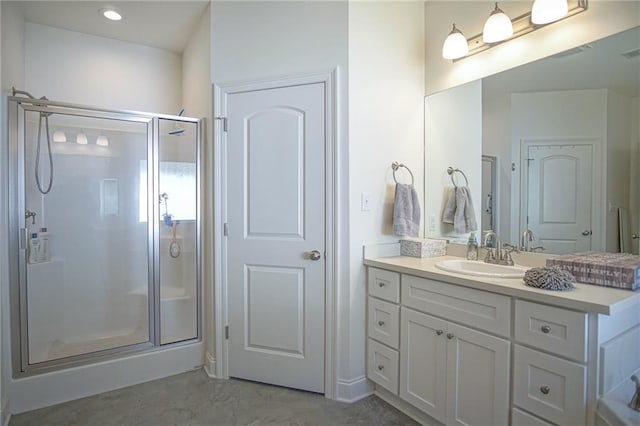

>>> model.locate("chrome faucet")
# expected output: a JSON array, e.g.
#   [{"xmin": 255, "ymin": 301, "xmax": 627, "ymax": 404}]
[{"xmin": 521, "ymin": 229, "xmax": 534, "ymax": 252}]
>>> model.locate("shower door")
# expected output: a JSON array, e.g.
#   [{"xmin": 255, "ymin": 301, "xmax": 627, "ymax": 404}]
[{"xmin": 8, "ymin": 98, "xmax": 201, "ymax": 375}]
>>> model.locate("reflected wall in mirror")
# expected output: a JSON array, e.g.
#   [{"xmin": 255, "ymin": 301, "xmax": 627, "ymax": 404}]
[{"xmin": 425, "ymin": 26, "xmax": 640, "ymax": 255}]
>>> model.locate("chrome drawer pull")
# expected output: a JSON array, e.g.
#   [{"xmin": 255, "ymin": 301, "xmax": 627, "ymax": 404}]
[
  {"xmin": 540, "ymin": 385, "xmax": 550, "ymax": 395},
  {"xmin": 446, "ymin": 333, "xmax": 455, "ymax": 340},
  {"xmin": 541, "ymin": 325, "xmax": 551, "ymax": 334},
  {"xmin": 436, "ymin": 329, "xmax": 444, "ymax": 336},
  {"xmin": 378, "ymin": 320, "xmax": 385, "ymax": 327},
  {"xmin": 377, "ymin": 365, "xmax": 384, "ymax": 371}
]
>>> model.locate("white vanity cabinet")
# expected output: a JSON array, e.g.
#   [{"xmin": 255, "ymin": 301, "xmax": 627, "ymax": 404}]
[{"xmin": 364, "ymin": 258, "xmax": 640, "ymax": 426}]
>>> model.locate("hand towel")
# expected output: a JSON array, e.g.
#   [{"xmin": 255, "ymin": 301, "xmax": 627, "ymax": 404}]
[
  {"xmin": 454, "ymin": 186, "xmax": 478, "ymax": 234},
  {"xmin": 442, "ymin": 187, "xmax": 456, "ymax": 224},
  {"xmin": 393, "ymin": 183, "xmax": 420, "ymax": 237}
]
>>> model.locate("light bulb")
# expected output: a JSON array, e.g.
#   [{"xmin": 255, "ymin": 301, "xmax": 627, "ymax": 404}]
[
  {"xmin": 53, "ymin": 130, "xmax": 67, "ymax": 143},
  {"xmin": 442, "ymin": 24, "xmax": 469, "ymax": 60},
  {"xmin": 531, "ymin": 0, "xmax": 568, "ymax": 25},
  {"xmin": 76, "ymin": 133, "xmax": 88, "ymax": 145},
  {"xmin": 96, "ymin": 136, "xmax": 109, "ymax": 147},
  {"xmin": 483, "ymin": 3, "xmax": 514, "ymax": 43}
]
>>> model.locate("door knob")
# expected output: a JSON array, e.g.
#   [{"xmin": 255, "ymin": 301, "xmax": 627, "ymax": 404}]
[
  {"xmin": 308, "ymin": 250, "xmax": 322, "ymax": 261},
  {"xmin": 633, "ymin": 234, "xmax": 639, "ymax": 240},
  {"xmin": 582, "ymin": 230, "xmax": 592, "ymax": 236}
]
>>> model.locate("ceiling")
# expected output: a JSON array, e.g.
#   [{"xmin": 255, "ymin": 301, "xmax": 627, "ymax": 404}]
[{"xmin": 13, "ymin": 1, "xmax": 210, "ymax": 53}]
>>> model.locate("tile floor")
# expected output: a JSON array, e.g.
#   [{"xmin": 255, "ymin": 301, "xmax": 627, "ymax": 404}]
[{"xmin": 10, "ymin": 369, "xmax": 419, "ymax": 425}]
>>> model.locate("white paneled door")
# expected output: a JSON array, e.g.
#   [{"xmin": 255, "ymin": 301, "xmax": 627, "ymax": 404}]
[
  {"xmin": 226, "ymin": 82, "xmax": 326, "ymax": 393},
  {"xmin": 525, "ymin": 143, "xmax": 593, "ymax": 254}
]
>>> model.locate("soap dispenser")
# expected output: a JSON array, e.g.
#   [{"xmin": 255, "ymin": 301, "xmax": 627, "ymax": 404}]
[{"xmin": 466, "ymin": 232, "xmax": 478, "ymax": 261}]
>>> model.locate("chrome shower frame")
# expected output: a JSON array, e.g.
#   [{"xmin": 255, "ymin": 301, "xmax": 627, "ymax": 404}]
[{"xmin": 7, "ymin": 96, "xmax": 203, "ymax": 377}]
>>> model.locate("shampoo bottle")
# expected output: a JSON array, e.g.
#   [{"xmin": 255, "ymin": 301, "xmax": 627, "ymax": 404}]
[
  {"xmin": 28, "ymin": 233, "xmax": 40, "ymax": 264},
  {"xmin": 38, "ymin": 228, "xmax": 50, "ymax": 262}
]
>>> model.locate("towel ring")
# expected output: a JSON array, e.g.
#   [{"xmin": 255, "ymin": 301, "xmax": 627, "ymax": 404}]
[
  {"xmin": 447, "ymin": 166, "xmax": 469, "ymax": 188},
  {"xmin": 392, "ymin": 162, "xmax": 414, "ymax": 185}
]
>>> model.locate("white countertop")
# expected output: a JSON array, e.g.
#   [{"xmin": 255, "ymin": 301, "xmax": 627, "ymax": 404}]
[{"xmin": 364, "ymin": 255, "xmax": 640, "ymax": 315}]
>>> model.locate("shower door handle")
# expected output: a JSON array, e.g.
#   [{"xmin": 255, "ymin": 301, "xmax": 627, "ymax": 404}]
[{"xmin": 19, "ymin": 228, "xmax": 27, "ymax": 250}]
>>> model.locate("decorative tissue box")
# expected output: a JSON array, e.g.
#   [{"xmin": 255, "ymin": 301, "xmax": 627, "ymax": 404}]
[
  {"xmin": 400, "ymin": 238, "xmax": 447, "ymax": 258},
  {"xmin": 546, "ymin": 252, "xmax": 640, "ymax": 291}
]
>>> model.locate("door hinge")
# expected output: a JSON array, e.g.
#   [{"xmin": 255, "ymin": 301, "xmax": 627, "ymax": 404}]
[
  {"xmin": 225, "ymin": 325, "xmax": 229, "ymax": 340},
  {"xmin": 223, "ymin": 223, "xmax": 228, "ymax": 237},
  {"xmin": 215, "ymin": 116, "xmax": 228, "ymax": 132}
]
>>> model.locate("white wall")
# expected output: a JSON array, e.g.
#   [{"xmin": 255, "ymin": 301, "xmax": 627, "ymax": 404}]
[
  {"xmin": 606, "ymin": 90, "xmax": 632, "ymax": 252},
  {"xmin": 348, "ymin": 1, "xmax": 425, "ymax": 399},
  {"xmin": 181, "ymin": 3, "xmax": 213, "ymax": 372},
  {"xmin": 425, "ymin": 1, "xmax": 640, "ymax": 95},
  {"xmin": 425, "ymin": 80, "xmax": 482, "ymax": 240},
  {"xmin": 24, "ymin": 23, "xmax": 182, "ymax": 114},
  {"xmin": 210, "ymin": 0, "xmax": 351, "ymax": 397},
  {"xmin": 631, "ymin": 98, "xmax": 640, "ymax": 254},
  {"xmin": 482, "ymin": 91, "xmax": 511, "ymax": 238},
  {"xmin": 0, "ymin": 3, "xmax": 25, "ymax": 422}
]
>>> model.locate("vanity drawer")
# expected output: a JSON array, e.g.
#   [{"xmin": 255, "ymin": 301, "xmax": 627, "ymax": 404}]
[
  {"xmin": 515, "ymin": 300, "xmax": 587, "ymax": 362},
  {"xmin": 367, "ymin": 338, "xmax": 399, "ymax": 395},
  {"xmin": 368, "ymin": 297, "xmax": 400, "ymax": 349},
  {"xmin": 511, "ymin": 408, "xmax": 554, "ymax": 426},
  {"xmin": 513, "ymin": 345, "xmax": 586, "ymax": 425},
  {"xmin": 368, "ymin": 267, "xmax": 400, "ymax": 303},
  {"xmin": 401, "ymin": 274, "xmax": 511, "ymax": 337}
]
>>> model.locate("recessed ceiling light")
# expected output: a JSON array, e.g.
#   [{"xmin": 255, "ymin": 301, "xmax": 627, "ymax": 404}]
[{"xmin": 100, "ymin": 8, "xmax": 122, "ymax": 21}]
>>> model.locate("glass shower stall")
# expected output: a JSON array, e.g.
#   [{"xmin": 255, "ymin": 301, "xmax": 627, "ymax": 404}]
[{"xmin": 7, "ymin": 95, "xmax": 201, "ymax": 375}]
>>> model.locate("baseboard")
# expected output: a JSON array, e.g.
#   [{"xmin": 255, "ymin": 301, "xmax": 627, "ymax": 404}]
[
  {"xmin": 1, "ymin": 396, "xmax": 10, "ymax": 426},
  {"xmin": 203, "ymin": 351, "xmax": 217, "ymax": 378},
  {"xmin": 335, "ymin": 375, "xmax": 373, "ymax": 403}
]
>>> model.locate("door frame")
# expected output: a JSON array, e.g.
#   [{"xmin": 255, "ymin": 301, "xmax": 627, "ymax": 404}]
[
  {"xmin": 514, "ymin": 138, "xmax": 602, "ymax": 251},
  {"xmin": 212, "ymin": 70, "xmax": 337, "ymax": 398}
]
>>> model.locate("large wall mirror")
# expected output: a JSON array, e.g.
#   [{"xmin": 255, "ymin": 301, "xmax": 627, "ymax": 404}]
[{"xmin": 425, "ymin": 26, "xmax": 640, "ymax": 255}]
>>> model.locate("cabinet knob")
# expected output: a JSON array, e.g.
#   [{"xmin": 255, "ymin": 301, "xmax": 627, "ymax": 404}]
[
  {"xmin": 540, "ymin": 325, "xmax": 551, "ymax": 334},
  {"xmin": 378, "ymin": 320, "xmax": 385, "ymax": 327},
  {"xmin": 446, "ymin": 333, "xmax": 455, "ymax": 340},
  {"xmin": 436, "ymin": 329, "xmax": 444, "ymax": 336},
  {"xmin": 378, "ymin": 282, "xmax": 385, "ymax": 288},
  {"xmin": 377, "ymin": 365, "xmax": 384, "ymax": 371},
  {"xmin": 540, "ymin": 385, "xmax": 550, "ymax": 395}
]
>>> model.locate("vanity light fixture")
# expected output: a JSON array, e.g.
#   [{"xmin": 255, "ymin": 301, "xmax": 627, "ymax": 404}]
[
  {"xmin": 442, "ymin": 0, "xmax": 587, "ymax": 61},
  {"xmin": 532, "ymin": 0, "xmax": 569, "ymax": 24},
  {"xmin": 76, "ymin": 132, "xmax": 88, "ymax": 145},
  {"xmin": 100, "ymin": 8, "xmax": 122, "ymax": 21},
  {"xmin": 52, "ymin": 130, "xmax": 67, "ymax": 143},
  {"xmin": 482, "ymin": 3, "xmax": 513, "ymax": 43},
  {"xmin": 442, "ymin": 24, "xmax": 469, "ymax": 60},
  {"xmin": 96, "ymin": 135, "xmax": 109, "ymax": 147}
]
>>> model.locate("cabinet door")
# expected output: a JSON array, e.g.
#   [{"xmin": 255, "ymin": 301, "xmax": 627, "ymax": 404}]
[
  {"xmin": 446, "ymin": 323, "xmax": 510, "ymax": 426},
  {"xmin": 400, "ymin": 308, "xmax": 447, "ymax": 423}
]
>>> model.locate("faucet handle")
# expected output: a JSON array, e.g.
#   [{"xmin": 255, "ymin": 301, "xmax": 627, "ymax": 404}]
[
  {"xmin": 502, "ymin": 250, "xmax": 514, "ymax": 266},
  {"xmin": 531, "ymin": 246, "xmax": 546, "ymax": 253},
  {"xmin": 503, "ymin": 243, "xmax": 519, "ymax": 253},
  {"xmin": 484, "ymin": 248, "xmax": 496, "ymax": 263}
]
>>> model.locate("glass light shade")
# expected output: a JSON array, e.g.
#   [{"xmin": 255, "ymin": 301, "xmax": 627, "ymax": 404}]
[
  {"xmin": 96, "ymin": 135, "xmax": 109, "ymax": 147},
  {"xmin": 76, "ymin": 133, "xmax": 88, "ymax": 145},
  {"xmin": 483, "ymin": 4, "xmax": 513, "ymax": 43},
  {"xmin": 52, "ymin": 130, "xmax": 67, "ymax": 143},
  {"xmin": 531, "ymin": 0, "xmax": 568, "ymax": 24},
  {"xmin": 442, "ymin": 24, "xmax": 469, "ymax": 60}
]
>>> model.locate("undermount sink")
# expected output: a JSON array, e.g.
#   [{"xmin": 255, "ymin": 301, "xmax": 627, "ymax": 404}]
[{"xmin": 435, "ymin": 259, "xmax": 528, "ymax": 278}]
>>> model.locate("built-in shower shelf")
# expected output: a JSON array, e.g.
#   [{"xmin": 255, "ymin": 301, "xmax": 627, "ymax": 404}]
[{"xmin": 26, "ymin": 257, "xmax": 65, "ymax": 267}]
